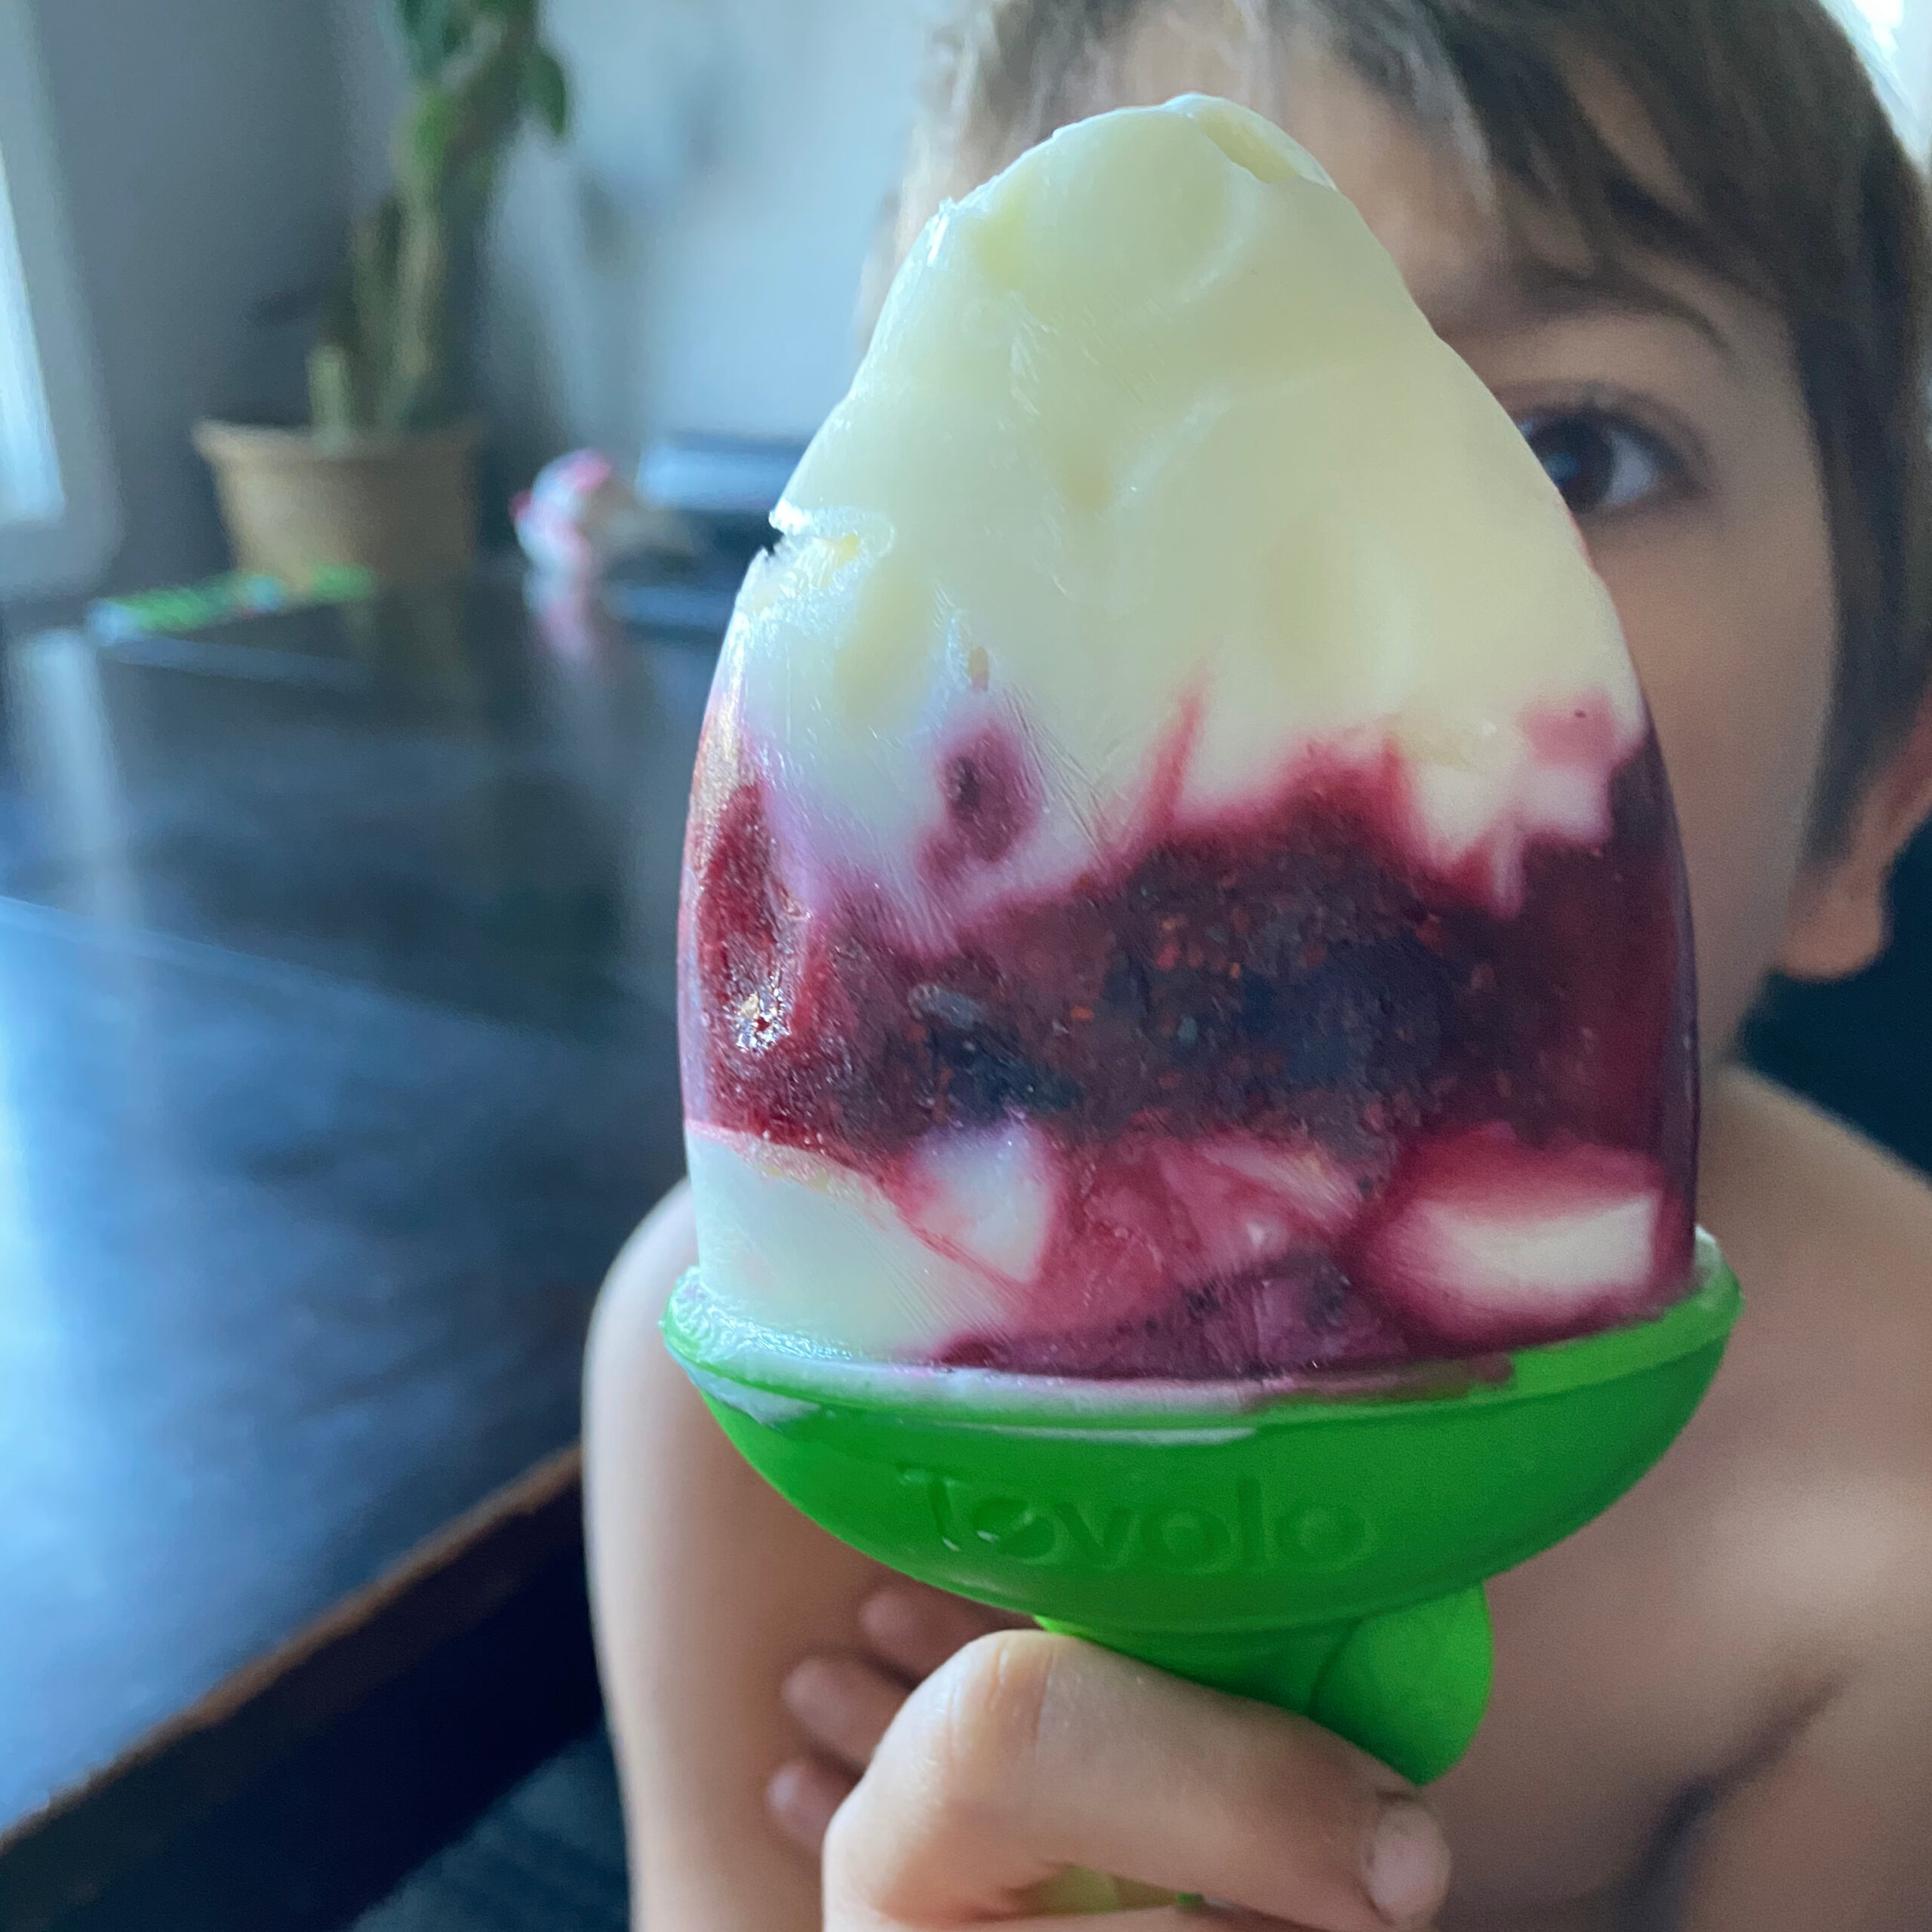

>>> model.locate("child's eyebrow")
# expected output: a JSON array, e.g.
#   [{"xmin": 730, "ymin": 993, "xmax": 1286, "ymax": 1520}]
[{"xmin": 1461, "ymin": 254, "xmax": 1740, "ymax": 367}]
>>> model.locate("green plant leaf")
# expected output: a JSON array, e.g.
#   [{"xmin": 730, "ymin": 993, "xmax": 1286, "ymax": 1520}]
[
  {"xmin": 399, "ymin": 88, "xmax": 458, "ymax": 202},
  {"xmin": 346, "ymin": 198, "xmax": 401, "ymax": 399},
  {"xmin": 439, "ymin": 0, "xmax": 471, "ymax": 63},
  {"xmin": 395, "ymin": 0, "xmax": 447, "ymax": 80},
  {"xmin": 454, "ymin": 20, "xmax": 525, "ymax": 135},
  {"xmin": 522, "ymin": 45, "xmax": 569, "ymax": 138},
  {"xmin": 309, "ymin": 341, "xmax": 365, "ymax": 436}
]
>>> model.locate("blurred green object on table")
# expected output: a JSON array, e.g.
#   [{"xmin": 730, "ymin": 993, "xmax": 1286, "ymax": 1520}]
[{"xmin": 88, "ymin": 566, "xmax": 376, "ymax": 640}]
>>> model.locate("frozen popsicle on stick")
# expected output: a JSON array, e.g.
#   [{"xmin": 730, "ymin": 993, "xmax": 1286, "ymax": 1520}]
[
  {"xmin": 680, "ymin": 94, "xmax": 1697, "ymax": 1383},
  {"xmin": 666, "ymin": 96, "xmax": 1732, "ymax": 1789}
]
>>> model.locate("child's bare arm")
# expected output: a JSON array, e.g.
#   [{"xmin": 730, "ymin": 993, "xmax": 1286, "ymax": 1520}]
[
  {"xmin": 584, "ymin": 1184, "xmax": 890, "ymax": 1931},
  {"xmin": 1678, "ymin": 1601, "xmax": 1932, "ymax": 1930}
]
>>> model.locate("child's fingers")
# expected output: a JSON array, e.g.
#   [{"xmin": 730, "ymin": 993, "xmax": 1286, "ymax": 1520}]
[
  {"xmin": 860, "ymin": 1581, "xmax": 1027, "ymax": 1679},
  {"xmin": 783, "ymin": 1654, "xmax": 910, "ymax": 1770},
  {"xmin": 823, "ymin": 1630, "xmax": 1449, "ymax": 1931},
  {"xmin": 767, "ymin": 1755, "xmax": 854, "ymax": 1852}
]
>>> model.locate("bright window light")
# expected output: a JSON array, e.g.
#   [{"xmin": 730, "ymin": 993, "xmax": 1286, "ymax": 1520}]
[
  {"xmin": 0, "ymin": 152, "xmax": 60, "ymax": 531},
  {"xmin": 0, "ymin": 0, "xmax": 118, "ymax": 599},
  {"xmin": 1832, "ymin": 0, "xmax": 1932, "ymax": 145},
  {"xmin": 1858, "ymin": 0, "xmax": 1906, "ymax": 55}
]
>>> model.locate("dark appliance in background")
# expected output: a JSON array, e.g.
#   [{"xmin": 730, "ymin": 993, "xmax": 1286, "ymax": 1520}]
[{"xmin": 601, "ymin": 432, "xmax": 809, "ymax": 637}]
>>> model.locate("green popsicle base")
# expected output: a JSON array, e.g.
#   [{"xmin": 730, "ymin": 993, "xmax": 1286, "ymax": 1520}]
[{"xmin": 666, "ymin": 1235, "xmax": 1738, "ymax": 1783}]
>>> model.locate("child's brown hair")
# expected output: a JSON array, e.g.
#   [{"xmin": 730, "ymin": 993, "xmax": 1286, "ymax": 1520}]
[{"xmin": 874, "ymin": 0, "xmax": 1932, "ymax": 858}]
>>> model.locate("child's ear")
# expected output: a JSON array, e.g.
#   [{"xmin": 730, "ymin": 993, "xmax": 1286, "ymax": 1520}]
[{"xmin": 1780, "ymin": 700, "xmax": 1932, "ymax": 981}]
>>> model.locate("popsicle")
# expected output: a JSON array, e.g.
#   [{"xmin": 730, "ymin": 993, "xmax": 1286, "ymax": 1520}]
[
  {"xmin": 679, "ymin": 94, "xmax": 1697, "ymax": 1383},
  {"xmin": 665, "ymin": 95, "xmax": 1734, "ymax": 1789}
]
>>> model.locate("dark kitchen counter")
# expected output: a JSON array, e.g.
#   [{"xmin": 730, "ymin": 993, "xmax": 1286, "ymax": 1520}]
[{"xmin": 0, "ymin": 571, "xmax": 716, "ymax": 1927}]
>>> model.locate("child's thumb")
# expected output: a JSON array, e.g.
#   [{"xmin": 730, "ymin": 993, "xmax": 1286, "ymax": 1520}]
[{"xmin": 823, "ymin": 1629, "xmax": 1451, "ymax": 1930}]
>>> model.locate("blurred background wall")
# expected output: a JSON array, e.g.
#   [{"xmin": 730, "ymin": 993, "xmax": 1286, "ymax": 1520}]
[
  {"xmin": 329, "ymin": 0, "xmax": 925, "ymax": 496},
  {"xmin": 5, "ymin": 0, "xmax": 924, "ymax": 623}
]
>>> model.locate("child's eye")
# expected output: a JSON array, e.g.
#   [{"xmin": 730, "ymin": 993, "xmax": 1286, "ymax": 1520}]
[{"xmin": 1513, "ymin": 408, "xmax": 1682, "ymax": 519}]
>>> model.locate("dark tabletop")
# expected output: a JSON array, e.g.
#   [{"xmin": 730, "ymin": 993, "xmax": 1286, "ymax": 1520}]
[{"xmin": 0, "ymin": 574, "xmax": 712, "ymax": 1844}]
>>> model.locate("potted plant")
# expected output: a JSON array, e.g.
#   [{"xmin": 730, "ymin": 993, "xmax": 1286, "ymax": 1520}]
[{"xmin": 196, "ymin": 0, "xmax": 571, "ymax": 588}]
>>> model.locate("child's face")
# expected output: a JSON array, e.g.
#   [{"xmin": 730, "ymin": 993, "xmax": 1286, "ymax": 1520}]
[{"xmin": 1060, "ymin": 14, "xmax": 1887, "ymax": 1059}]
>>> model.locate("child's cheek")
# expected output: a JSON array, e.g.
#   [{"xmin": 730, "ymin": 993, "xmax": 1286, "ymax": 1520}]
[{"xmin": 1586, "ymin": 525, "xmax": 1831, "ymax": 1057}]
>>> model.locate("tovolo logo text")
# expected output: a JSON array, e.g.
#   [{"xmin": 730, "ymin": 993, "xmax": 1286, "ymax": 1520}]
[{"xmin": 899, "ymin": 1468, "xmax": 1375, "ymax": 1577}]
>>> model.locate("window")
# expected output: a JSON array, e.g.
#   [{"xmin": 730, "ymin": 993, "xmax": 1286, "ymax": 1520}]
[
  {"xmin": 0, "ymin": 0, "xmax": 116, "ymax": 599},
  {"xmin": 1854, "ymin": 0, "xmax": 1906, "ymax": 48},
  {"xmin": 0, "ymin": 152, "xmax": 58, "ymax": 531},
  {"xmin": 1835, "ymin": 0, "xmax": 1932, "ymax": 146}
]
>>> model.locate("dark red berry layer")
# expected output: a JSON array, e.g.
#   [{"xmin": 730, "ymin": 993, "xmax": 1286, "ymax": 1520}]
[{"xmin": 681, "ymin": 724, "xmax": 1696, "ymax": 1374}]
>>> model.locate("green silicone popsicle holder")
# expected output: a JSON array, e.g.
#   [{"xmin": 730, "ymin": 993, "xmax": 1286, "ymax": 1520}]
[{"xmin": 664, "ymin": 1237, "xmax": 1738, "ymax": 1785}]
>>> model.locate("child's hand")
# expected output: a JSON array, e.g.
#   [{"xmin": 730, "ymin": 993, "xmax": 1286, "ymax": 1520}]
[
  {"xmin": 769, "ymin": 1582, "xmax": 1024, "ymax": 1847},
  {"xmin": 770, "ymin": 1586, "xmax": 1449, "ymax": 1930},
  {"xmin": 811, "ymin": 1626, "xmax": 1451, "ymax": 1929}
]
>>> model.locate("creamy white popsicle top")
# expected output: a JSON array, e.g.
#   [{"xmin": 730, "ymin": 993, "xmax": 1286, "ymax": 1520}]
[{"xmin": 679, "ymin": 96, "xmax": 1697, "ymax": 1382}]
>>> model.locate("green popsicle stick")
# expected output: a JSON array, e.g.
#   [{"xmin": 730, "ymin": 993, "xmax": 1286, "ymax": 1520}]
[{"xmin": 666, "ymin": 1237, "xmax": 1738, "ymax": 1785}]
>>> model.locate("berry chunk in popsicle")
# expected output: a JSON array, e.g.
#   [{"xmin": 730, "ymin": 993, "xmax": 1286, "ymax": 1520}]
[{"xmin": 678, "ymin": 94, "xmax": 1697, "ymax": 1382}]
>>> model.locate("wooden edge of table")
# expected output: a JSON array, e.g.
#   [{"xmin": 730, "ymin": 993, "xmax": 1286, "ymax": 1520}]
[{"xmin": 0, "ymin": 1443, "xmax": 602, "ymax": 1932}]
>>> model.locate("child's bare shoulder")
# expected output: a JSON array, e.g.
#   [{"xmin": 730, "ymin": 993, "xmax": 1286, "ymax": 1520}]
[
  {"xmin": 1687, "ymin": 1064, "xmax": 1932, "ymax": 1660},
  {"xmin": 1703, "ymin": 1066, "xmax": 1932, "ymax": 1466},
  {"xmin": 1438, "ymin": 1072, "xmax": 1932, "ymax": 1924}
]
